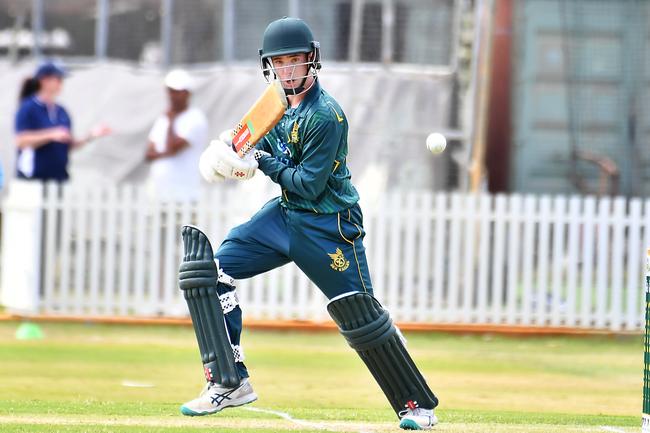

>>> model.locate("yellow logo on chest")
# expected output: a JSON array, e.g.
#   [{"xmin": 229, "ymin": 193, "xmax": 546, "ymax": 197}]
[
  {"xmin": 288, "ymin": 121, "xmax": 300, "ymax": 144},
  {"xmin": 328, "ymin": 248, "xmax": 350, "ymax": 272}
]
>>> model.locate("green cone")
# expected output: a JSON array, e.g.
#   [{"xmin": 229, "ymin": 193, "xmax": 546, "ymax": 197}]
[{"xmin": 15, "ymin": 322, "xmax": 44, "ymax": 340}]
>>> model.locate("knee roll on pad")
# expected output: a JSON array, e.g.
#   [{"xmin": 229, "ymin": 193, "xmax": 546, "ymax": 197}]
[
  {"xmin": 179, "ymin": 225, "xmax": 240, "ymax": 388},
  {"xmin": 327, "ymin": 292, "xmax": 438, "ymax": 416}
]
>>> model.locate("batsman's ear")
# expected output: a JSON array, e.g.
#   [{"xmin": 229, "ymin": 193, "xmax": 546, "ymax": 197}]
[
  {"xmin": 259, "ymin": 51, "xmax": 274, "ymax": 82},
  {"xmin": 311, "ymin": 41, "xmax": 321, "ymax": 70}
]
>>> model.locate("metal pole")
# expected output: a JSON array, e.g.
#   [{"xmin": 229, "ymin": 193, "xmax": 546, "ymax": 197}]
[
  {"xmin": 449, "ymin": 0, "xmax": 464, "ymax": 73},
  {"xmin": 288, "ymin": 0, "xmax": 300, "ymax": 17},
  {"xmin": 223, "ymin": 0, "xmax": 234, "ymax": 63},
  {"xmin": 31, "ymin": 0, "xmax": 44, "ymax": 59},
  {"xmin": 9, "ymin": 11, "xmax": 26, "ymax": 64},
  {"xmin": 213, "ymin": 2, "xmax": 221, "ymax": 61},
  {"xmin": 95, "ymin": 0, "xmax": 109, "ymax": 60},
  {"xmin": 467, "ymin": 0, "xmax": 496, "ymax": 193},
  {"xmin": 161, "ymin": 0, "xmax": 174, "ymax": 68},
  {"xmin": 349, "ymin": 0, "xmax": 364, "ymax": 63},
  {"xmin": 381, "ymin": 0, "xmax": 394, "ymax": 64}
]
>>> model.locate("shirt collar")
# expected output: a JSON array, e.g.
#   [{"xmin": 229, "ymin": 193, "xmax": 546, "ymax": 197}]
[
  {"xmin": 291, "ymin": 79, "xmax": 321, "ymax": 116},
  {"xmin": 33, "ymin": 95, "xmax": 57, "ymax": 110}
]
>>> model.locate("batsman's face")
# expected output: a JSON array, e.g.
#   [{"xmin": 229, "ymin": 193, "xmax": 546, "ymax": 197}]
[{"xmin": 271, "ymin": 54, "xmax": 310, "ymax": 89}]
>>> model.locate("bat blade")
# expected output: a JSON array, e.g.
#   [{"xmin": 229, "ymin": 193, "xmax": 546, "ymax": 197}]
[{"xmin": 232, "ymin": 80, "xmax": 287, "ymax": 157}]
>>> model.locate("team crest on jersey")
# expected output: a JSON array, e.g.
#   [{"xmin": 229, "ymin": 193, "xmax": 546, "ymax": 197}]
[
  {"xmin": 288, "ymin": 121, "xmax": 300, "ymax": 144},
  {"xmin": 328, "ymin": 248, "xmax": 350, "ymax": 272},
  {"xmin": 276, "ymin": 138, "xmax": 292, "ymax": 158}
]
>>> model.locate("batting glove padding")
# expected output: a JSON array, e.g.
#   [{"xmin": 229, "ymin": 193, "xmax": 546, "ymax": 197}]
[
  {"xmin": 199, "ymin": 137, "xmax": 258, "ymax": 182},
  {"xmin": 199, "ymin": 143, "xmax": 225, "ymax": 183}
]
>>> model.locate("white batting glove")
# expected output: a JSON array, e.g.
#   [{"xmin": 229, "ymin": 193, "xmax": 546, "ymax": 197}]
[
  {"xmin": 219, "ymin": 129, "xmax": 235, "ymax": 144},
  {"xmin": 199, "ymin": 142, "xmax": 225, "ymax": 183},
  {"xmin": 199, "ymin": 137, "xmax": 258, "ymax": 182}
]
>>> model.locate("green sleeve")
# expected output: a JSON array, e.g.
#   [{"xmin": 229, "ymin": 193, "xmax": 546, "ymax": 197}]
[
  {"xmin": 258, "ymin": 116, "xmax": 341, "ymax": 201},
  {"xmin": 255, "ymin": 135, "xmax": 272, "ymax": 152}
]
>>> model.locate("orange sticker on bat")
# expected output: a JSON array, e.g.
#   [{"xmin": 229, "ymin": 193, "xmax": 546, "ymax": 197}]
[{"xmin": 232, "ymin": 124, "xmax": 252, "ymax": 153}]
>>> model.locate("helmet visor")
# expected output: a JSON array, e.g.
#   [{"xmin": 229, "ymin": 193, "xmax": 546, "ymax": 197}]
[
  {"xmin": 264, "ymin": 62, "xmax": 312, "ymax": 84},
  {"xmin": 262, "ymin": 59, "xmax": 317, "ymax": 96}
]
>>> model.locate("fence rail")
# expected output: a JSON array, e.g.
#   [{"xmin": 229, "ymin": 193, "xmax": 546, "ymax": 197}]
[{"xmin": 1, "ymin": 180, "xmax": 649, "ymax": 331}]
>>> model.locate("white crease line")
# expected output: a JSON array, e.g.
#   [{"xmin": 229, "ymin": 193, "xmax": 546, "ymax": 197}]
[
  {"xmin": 242, "ymin": 407, "xmax": 327, "ymax": 430},
  {"xmin": 242, "ymin": 406, "xmax": 375, "ymax": 433},
  {"xmin": 600, "ymin": 426, "xmax": 626, "ymax": 433}
]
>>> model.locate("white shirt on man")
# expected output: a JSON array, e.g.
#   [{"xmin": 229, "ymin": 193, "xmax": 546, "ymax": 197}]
[{"xmin": 147, "ymin": 107, "xmax": 208, "ymax": 201}]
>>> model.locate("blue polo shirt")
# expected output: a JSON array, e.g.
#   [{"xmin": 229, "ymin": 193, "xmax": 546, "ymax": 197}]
[{"xmin": 15, "ymin": 96, "xmax": 72, "ymax": 181}]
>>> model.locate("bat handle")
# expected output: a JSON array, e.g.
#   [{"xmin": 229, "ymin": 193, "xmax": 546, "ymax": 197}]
[{"xmin": 231, "ymin": 142, "xmax": 243, "ymax": 157}]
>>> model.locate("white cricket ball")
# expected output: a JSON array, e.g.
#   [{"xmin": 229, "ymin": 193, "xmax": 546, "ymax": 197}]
[{"xmin": 426, "ymin": 133, "xmax": 447, "ymax": 155}]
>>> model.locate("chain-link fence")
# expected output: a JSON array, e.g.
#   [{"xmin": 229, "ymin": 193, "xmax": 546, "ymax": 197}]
[
  {"xmin": 0, "ymin": 0, "xmax": 459, "ymax": 68},
  {"xmin": 107, "ymin": 0, "xmax": 161, "ymax": 63},
  {"xmin": 171, "ymin": 0, "xmax": 222, "ymax": 64}
]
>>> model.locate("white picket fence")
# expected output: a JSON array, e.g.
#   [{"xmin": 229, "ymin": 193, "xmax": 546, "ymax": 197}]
[{"xmin": 1, "ymin": 180, "xmax": 649, "ymax": 331}]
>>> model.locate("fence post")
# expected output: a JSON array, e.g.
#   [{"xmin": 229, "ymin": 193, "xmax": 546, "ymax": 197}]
[{"xmin": 1, "ymin": 181, "xmax": 44, "ymax": 314}]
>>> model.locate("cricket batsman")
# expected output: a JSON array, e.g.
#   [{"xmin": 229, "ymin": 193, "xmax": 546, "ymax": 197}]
[{"xmin": 178, "ymin": 17, "xmax": 439, "ymax": 430}]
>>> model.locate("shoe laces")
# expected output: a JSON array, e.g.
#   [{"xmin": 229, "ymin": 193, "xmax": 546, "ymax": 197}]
[
  {"xmin": 199, "ymin": 380, "xmax": 244, "ymax": 397},
  {"xmin": 199, "ymin": 381, "xmax": 214, "ymax": 397},
  {"xmin": 399, "ymin": 407, "xmax": 429, "ymax": 418}
]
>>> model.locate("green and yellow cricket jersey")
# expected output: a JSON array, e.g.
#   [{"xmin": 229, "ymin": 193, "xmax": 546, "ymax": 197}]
[{"xmin": 256, "ymin": 80, "xmax": 359, "ymax": 214}]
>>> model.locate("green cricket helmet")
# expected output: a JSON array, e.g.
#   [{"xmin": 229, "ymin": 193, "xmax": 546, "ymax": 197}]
[{"xmin": 259, "ymin": 17, "xmax": 321, "ymax": 94}]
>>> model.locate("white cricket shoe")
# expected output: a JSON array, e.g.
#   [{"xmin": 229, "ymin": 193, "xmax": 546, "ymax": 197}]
[
  {"xmin": 180, "ymin": 378, "xmax": 258, "ymax": 416},
  {"xmin": 399, "ymin": 407, "xmax": 438, "ymax": 430}
]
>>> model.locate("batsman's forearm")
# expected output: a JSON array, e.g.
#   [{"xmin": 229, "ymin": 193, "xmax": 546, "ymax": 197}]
[
  {"xmin": 257, "ymin": 155, "xmax": 287, "ymax": 183},
  {"xmin": 258, "ymin": 156, "xmax": 324, "ymax": 201}
]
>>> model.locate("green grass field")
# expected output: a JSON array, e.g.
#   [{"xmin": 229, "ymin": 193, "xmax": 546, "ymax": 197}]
[{"xmin": 0, "ymin": 321, "xmax": 641, "ymax": 432}]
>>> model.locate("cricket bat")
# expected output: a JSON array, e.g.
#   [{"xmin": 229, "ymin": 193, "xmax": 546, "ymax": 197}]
[{"xmin": 231, "ymin": 80, "xmax": 288, "ymax": 157}]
